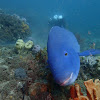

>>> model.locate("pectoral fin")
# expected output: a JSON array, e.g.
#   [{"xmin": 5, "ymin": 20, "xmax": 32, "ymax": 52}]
[{"xmin": 79, "ymin": 49, "xmax": 100, "ymax": 56}]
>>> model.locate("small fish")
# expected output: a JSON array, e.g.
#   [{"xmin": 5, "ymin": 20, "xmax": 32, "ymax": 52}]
[
  {"xmin": 47, "ymin": 26, "xmax": 100, "ymax": 86},
  {"xmin": 88, "ymin": 31, "xmax": 91, "ymax": 35}
]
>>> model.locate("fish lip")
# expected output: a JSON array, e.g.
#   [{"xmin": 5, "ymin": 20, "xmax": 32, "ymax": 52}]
[{"xmin": 60, "ymin": 72, "xmax": 73, "ymax": 86}]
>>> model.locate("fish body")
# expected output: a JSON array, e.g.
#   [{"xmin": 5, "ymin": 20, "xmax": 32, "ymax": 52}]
[
  {"xmin": 47, "ymin": 26, "xmax": 80, "ymax": 86},
  {"xmin": 47, "ymin": 26, "xmax": 100, "ymax": 86}
]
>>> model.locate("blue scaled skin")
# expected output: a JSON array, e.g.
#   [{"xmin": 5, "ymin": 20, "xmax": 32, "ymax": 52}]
[{"xmin": 47, "ymin": 26, "xmax": 100, "ymax": 86}]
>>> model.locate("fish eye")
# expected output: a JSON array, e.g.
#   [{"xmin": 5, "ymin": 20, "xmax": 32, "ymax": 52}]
[{"xmin": 65, "ymin": 53, "xmax": 68, "ymax": 56}]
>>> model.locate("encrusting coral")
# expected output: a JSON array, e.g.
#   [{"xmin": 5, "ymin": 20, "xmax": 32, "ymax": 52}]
[{"xmin": 69, "ymin": 79, "xmax": 100, "ymax": 100}]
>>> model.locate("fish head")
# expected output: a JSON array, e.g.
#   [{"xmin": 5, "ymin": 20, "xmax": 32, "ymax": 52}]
[{"xmin": 50, "ymin": 47, "xmax": 80, "ymax": 86}]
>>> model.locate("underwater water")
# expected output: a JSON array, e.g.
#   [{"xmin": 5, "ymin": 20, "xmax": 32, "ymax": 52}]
[
  {"xmin": 0, "ymin": 0, "xmax": 100, "ymax": 100},
  {"xmin": 0, "ymin": 0, "xmax": 100, "ymax": 48}
]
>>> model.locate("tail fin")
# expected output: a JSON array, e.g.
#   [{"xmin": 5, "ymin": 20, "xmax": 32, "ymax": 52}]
[{"xmin": 79, "ymin": 49, "xmax": 100, "ymax": 56}]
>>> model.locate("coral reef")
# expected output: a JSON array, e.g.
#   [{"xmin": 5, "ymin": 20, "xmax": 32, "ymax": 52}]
[
  {"xmin": 0, "ymin": 42, "xmax": 99, "ymax": 100},
  {"xmin": 81, "ymin": 56, "xmax": 97, "ymax": 67},
  {"xmin": 78, "ymin": 56, "xmax": 100, "ymax": 81},
  {"xmin": 0, "ymin": 10, "xmax": 31, "ymax": 43},
  {"xmin": 0, "ymin": 44, "xmax": 69, "ymax": 100}
]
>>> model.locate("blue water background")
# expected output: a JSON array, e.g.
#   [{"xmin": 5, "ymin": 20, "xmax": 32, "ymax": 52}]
[{"xmin": 0, "ymin": 0, "xmax": 100, "ymax": 49}]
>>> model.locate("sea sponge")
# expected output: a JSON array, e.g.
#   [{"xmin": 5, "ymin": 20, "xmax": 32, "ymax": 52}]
[
  {"xmin": 69, "ymin": 79, "xmax": 100, "ymax": 100},
  {"xmin": 69, "ymin": 83, "xmax": 88, "ymax": 100},
  {"xmin": 84, "ymin": 79, "xmax": 100, "ymax": 100},
  {"xmin": 25, "ymin": 40, "xmax": 33, "ymax": 49},
  {"xmin": 14, "ymin": 67, "xmax": 27, "ymax": 80},
  {"xmin": 15, "ymin": 39, "xmax": 25, "ymax": 49},
  {"xmin": 32, "ymin": 45, "xmax": 41, "ymax": 53}
]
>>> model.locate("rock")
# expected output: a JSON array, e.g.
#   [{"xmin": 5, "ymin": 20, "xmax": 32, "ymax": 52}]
[
  {"xmin": 0, "ymin": 81, "xmax": 10, "ymax": 91},
  {"xmin": 29, "ymin": 82, "xmax": 48, "ymax": 100},
  {"xmin": 17, "ymin": 81, "xmax": 23, "ymax": 90},
  {"xmin": 0, "ymin": 65, "xmax": 10, "ymax": 81},
  {"xmin": 1, "ymin": 80, "xmax": 17, "ymax": 99},
  {"xmin": 0, "ymin": 65, "xmax": 9, "ymax": 71},
  {"xmin": 24, "ymin": 95, "xmax": 31, "ymax": 100},
  {"xmin": 0, "ymin": 58, "xmax": 5, "ymax": 64}
]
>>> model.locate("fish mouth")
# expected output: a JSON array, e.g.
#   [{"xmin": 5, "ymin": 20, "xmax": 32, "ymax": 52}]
[{"xmin": 60, "ymin": 72, "xmax": 73, "ymax": 86}]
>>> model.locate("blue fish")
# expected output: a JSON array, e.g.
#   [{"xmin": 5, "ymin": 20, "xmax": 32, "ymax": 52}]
[{"xmin": 47, "ymin": 26, "xmax": 100, "ymax": 86}]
